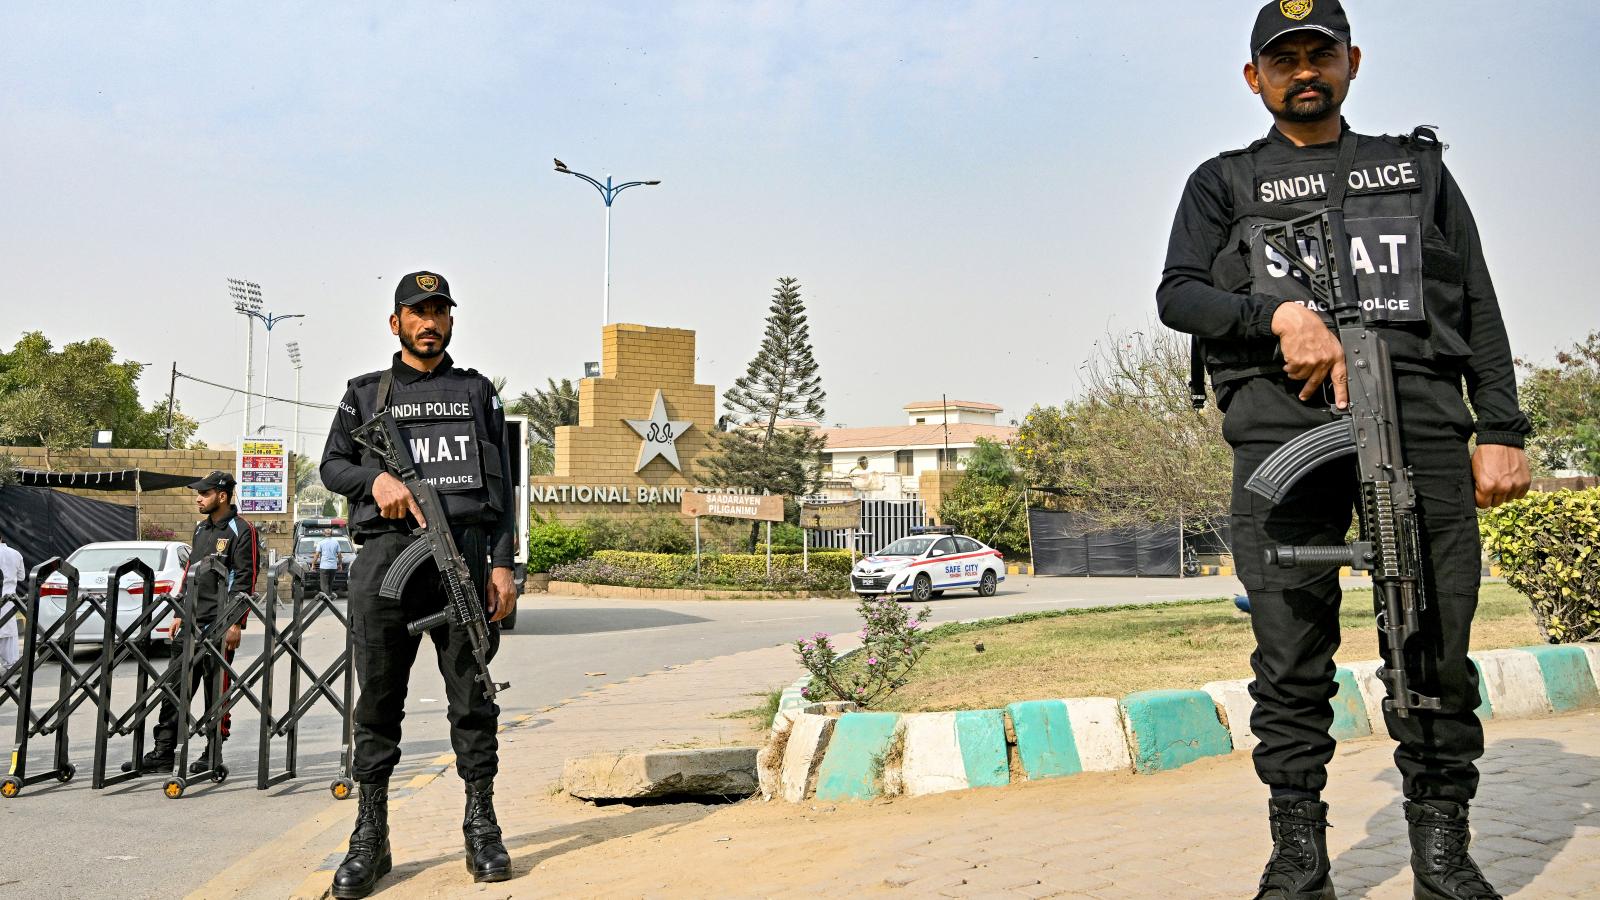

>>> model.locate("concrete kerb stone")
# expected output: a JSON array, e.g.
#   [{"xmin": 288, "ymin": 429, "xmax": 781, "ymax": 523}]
[
  {"xmin": 1202, "ymin": 678, "xmax": 1258, "ymax": 752},
  {"xmin": 1120, "ymin": 689, "xmax": 1233, "ymax": 774},
  {"xmin": 813, "ymin": 711, "xmax": 900, "ymax": 801},
  {"xmin": 1580, "ymin": 644, "xmax": 1600, "ymax": 695},
  {"xmin": 1519, "ymin": 644, "xmax": 1600, "ymax": 712},
  {"xmin": 1472, "ymin": 648, "xmax": 1553, "ymax": 719},
  {"xmin": 1064, "ymin": 697, "xmax": 1134, "ymax": 772},
  {"xmin": 1342, "ymin": 659, "xmax": 1399, "ymax": 727},
  {"xmin": 779, "ymin": 713, "xmax": 835, "ymax": 803}
]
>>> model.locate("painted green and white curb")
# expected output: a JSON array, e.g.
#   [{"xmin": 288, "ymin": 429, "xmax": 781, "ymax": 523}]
[
  {"xmin": 899, "ymin": 709, "xmax": 1010, "ymax": 796},
  {"xmin": 767, "ymin": 644, "xmax": 1600, "ymax": 803},
  {"xmin": 1120, "ymin": 690, "xmax": 1233, "ymax": 773}
]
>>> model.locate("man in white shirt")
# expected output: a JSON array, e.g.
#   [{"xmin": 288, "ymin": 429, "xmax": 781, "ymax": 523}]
[
  {"xmin": 313, "ymin": 534, "xmax": 344, "ymax": 598},
  {"xmin": 0, "ymin": 534, "xmax": 26, "ymax": 670}
]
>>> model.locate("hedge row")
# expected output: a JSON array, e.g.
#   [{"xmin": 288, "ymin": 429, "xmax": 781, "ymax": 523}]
[{"xmin": 550, "ymin": 549, "xmax": 853, "ymax": 591}]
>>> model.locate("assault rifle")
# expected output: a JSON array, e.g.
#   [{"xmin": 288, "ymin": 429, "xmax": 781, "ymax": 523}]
[
  {"xmin": 1242, "ymin": 206, "xmax": 1441, "ymax": 719},
  {"xmin": 351, "ymin": 411, "xmax": 509, "ymax": 703}
]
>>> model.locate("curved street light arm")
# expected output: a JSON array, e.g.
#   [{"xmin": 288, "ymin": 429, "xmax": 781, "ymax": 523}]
[{"xmin": 559, "ymin": 169, "xmax": 611, "ymax": 202}]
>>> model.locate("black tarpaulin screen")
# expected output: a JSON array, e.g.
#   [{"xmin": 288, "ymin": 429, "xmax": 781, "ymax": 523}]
[
  {"xmin": 14, "ymin": 468, "xmax": 197, "ymax": 492},
  {"xmin": 1027, "ymin": 508, "xmax": 1182, "ymax": 577},
  {"xmin": 0, "ymin": 486, "xmax": 138, "ymax": 571}
]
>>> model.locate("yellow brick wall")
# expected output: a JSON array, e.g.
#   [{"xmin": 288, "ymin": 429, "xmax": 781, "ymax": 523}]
[
  {"xmin": 3, "ymin": 445, "xmax": 298, "ymax": 560},
  {"xmin": 534, "ymin": 323, "xmax": 718, "ymax": 524}
]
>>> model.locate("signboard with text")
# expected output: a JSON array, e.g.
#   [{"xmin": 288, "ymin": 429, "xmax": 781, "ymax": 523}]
[
  {"xmin": 800, "ymin": 500, "xmax": 862, "ymax": 531},
  {"xmin": 681, "ymin": 492, "xmax": 785, "ymax": 522},
  {"xmin": 236, "ymin": 436, "xmax": 288, "ymax": 514}
]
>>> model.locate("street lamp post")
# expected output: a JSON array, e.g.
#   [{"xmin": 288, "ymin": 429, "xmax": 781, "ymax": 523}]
[
  {"xmin": 256, "ymin": 311, "xmax": 305, "ymax": 433},
  {"xmin": 553, "ymin": 158, "xmax": 660, "ymax": 327},
  {"xmin": 286, "ymin": 341, "xmax": 304, "ymax": 457},
  {"xmin": 228, "ymin": 278, "xmax": 263, "ymax": 437}
]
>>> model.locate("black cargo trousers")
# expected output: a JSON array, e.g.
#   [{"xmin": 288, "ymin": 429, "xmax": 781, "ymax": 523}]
[
  {"xmin": 1221, "ymin": 371, "xmax": 1485, "ymax": 804},
  {"xmin": 152, "ymin": 631, "xmax": 237, "ymax": 749},
  {"xmin": 348, "ymin": 527, "xmax": 500, "ymax": 784}
]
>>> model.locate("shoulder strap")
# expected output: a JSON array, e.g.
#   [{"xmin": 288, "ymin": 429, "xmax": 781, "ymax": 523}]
[
  {"xmin": 375, "ymin": 369, "xmax": 394, "ymax": 412},
  {"xmin": 1325, "ymin": 131, "xmax": 1360, "ymax": 209}
]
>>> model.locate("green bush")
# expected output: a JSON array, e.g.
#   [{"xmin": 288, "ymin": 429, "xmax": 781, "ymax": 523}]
[
  {"xmin": 936, "ymin": 473, "xmax": 1030, "ymax": 558},
  {"xmin": 550, "ymin": 548, "xmax": 853, "ymax": 591},
  {"xmin": 575, "ymin": 514, "xmax": 695, "ymax": 554},
  {"xmin": 771, "ymin": 522, "xmax": 804, "ymax": 552},
  {"xmin": 1480, "ymin": 488, "xmax": 1600, "ymax": 642},
  {"xmin": 526, "ymin": 520, "xmax": 590, "ymax": 573}
]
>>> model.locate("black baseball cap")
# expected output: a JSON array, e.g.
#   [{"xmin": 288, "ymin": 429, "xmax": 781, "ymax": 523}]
[
  {"xmin": 395, "ymin": 270, "xmax": 456, "ymax": 308},
  {"xmin": 189, "ymin": 471, "xmax": 237, "ymax": 493},
  {"xmin": 1251, "ymin": 0, "xmax": 1351, "ymax": 59}
]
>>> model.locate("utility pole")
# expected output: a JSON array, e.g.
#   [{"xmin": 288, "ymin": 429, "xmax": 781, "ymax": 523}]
[{"xmin": 164, "ymin": 362, "xmax": 177, "ymax": 449}]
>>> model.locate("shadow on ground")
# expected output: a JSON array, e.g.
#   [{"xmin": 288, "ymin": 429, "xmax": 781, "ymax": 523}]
[
  {"xmin": 513, "ymin": 608, "xmax": 710, "ymax": 636},
  {"xmin": 371, "ymin": 801, "xmax": 721, "ymax": 893},
  {"xmin": 1333, "ymin": 736, "xmax": 1600, "ymax": 898}
]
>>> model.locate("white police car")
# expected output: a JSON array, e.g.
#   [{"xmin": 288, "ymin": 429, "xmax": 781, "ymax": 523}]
[{"xmin": 850, "ymin": 527, "xmax": 1005, "ymax": 601}]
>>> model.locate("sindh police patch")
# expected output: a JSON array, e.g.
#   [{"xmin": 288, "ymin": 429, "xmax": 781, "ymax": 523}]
[
  {"xmin": 416, "ymin": 274, "xmax": 439, "ymax": 292},
  {"xmin": 1280, "ymin": 0, "xmax": 1312, "ymax": 21},
  {"xmin": 216, "ymin": 538, "xmax": 230, "ymax": 554}
]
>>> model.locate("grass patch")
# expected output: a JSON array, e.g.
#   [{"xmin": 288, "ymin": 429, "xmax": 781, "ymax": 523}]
[
  {"xmin": 879, "ymin": 584, "xmax": 1543, "ymax": 713},
  {"xmin": 726, "ymin": 688, "xmax": 785, "ymax": 726}
]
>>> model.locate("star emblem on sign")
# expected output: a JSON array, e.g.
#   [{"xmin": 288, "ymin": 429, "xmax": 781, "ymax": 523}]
[{"xmin": 624, "ymin": 390, "xmax": 693, "ymax": 472}]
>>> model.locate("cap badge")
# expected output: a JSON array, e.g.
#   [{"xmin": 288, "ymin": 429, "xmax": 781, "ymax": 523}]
[
  {"xmin": 1280, "ymin": 0, "xmax": 1312, "ymax": 21},
  {"xmin": 415, "ymin": 274, "xmax": 439, "ymax": 292}
]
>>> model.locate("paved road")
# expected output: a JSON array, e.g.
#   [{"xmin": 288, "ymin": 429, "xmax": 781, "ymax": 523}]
[{"xmin": 0, "ymin": 573, "xmax": 1306, "ymax": 899}]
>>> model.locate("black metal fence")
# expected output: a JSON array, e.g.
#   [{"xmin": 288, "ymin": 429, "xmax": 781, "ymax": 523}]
[{"xmin": 0, "ymin": 554, "xmax": 352, "ymax": 801}]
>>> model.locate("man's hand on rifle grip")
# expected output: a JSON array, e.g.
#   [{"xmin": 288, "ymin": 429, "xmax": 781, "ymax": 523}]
[
  {"xmin": 372, "ymin": 472, "xmax": 428, "ymax": 527},
  {"xmin": 1472, "ymin": 444, "xmax": 1531, "ymax": 509},
  {"xmin": 1271, "ymin": 302, "xmax": 1349, "ymax": 409},
  {"xmin": 486, "ymin": 566, "xmax": 516, "ymax": 622}
]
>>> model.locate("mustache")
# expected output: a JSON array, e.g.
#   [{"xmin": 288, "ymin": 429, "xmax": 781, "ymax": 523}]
[
  {"xmin": 415, "ymin": 329, "xmax": 444, "ymax": 340},
  {"xmin": 1284, "ymin": 80, "xmax": 1332, "ymax": 103}
]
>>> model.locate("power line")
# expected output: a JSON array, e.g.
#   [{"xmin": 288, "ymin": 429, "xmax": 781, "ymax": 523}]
[{"xmin": 175, "ymin": 370, "xmax": 336, "ymax": 410}]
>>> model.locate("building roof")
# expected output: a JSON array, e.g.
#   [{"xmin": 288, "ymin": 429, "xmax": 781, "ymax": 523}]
[
  {"xmin": 819, "ymin": 423, "xmax": 1017, "ymax": 451},
  {"xmin": 902, "ymin": 399, "xmax": 1003, "ymax": 413}
]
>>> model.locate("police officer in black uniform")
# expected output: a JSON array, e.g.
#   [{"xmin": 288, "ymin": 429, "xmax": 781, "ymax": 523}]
[
  {"xmin": 126, "ymin": 470, "xmax": 259, "ymax": 774},
  {"xmin": 1157, "ymin": 4, "xmax": 1530, "ymax": 899},
  {"xmin": 321, "ymin": 271, "xmax": 517, "ymax": 897}
]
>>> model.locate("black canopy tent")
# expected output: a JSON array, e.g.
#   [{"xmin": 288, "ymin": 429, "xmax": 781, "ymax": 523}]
[{"xmin": 0, "ymin": 467, "xmax": 200, "ymax": 569}]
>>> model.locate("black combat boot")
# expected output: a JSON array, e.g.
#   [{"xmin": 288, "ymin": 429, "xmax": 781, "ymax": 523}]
[
  {"xmin": 1406, "ymin": 800, "xmax": 1501, "ymax": 899},
  {"xmin": 188, "ymin": 741, "xmax": 223, "ymax": 775},
  {"xmin": 120, "ymin": 745, "xmax": 174, "ymax": 774},
  {"xmin": 463, "ymin": 776, "xmax": 511, "ymax": 882},
  {"xmin": 331, "ymin": 781, "xmax": 392, "ymax": 899},
  {"xmin": 1254, "ymin": 797, "xmax": 1337, "ymax": 899}
]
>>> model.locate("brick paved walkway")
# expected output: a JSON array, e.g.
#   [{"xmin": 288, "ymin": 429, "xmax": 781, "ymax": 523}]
[{"xmin": 205, "ymin": 638, "xmax": 1598, "ymax": 899}]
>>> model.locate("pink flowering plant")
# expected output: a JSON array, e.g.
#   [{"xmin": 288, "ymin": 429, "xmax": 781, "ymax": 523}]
[{"xmin": 795, "ymin": 597, "xmax": 933, "ymax": 708}]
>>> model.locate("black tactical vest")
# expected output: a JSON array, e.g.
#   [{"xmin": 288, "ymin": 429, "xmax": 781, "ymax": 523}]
[
  {"xmin": 1198, "ymin": 127, "xmax": 1472, "ymax": 389},
  {"xmin": 351, "ymin": 365, "xmax": 506, "ymax": 536}
]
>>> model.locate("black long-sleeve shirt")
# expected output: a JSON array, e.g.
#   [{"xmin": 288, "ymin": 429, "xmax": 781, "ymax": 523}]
[
  {"xmin": 321, "ymin": 352, "xmax": 516, "ymax": 568},
  {"xmin": 190, "ymin": 507, "xmax": 259, "ymax": 627},
  {"xmin": 1157, "ymin": 126, "xmax": 1531, "ymax": 446}
]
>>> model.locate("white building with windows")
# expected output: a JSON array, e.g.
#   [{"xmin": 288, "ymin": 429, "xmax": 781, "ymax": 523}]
[{"xmin": 816, "ymin": 400, "xmax": 1017, "ymax": 500}]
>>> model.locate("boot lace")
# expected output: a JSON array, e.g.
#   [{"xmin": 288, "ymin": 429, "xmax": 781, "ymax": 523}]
[
  {"xmin": 1259, "ymin": 809, "xmax": 1326, "ymax": 892},
  {"xmin": 348, "ymin": 800, "xmax": 387, "ymax": 856},
  {"xmin": 1421, "ymin": 823, "xmax": 1500, "ymax": 899},
  {"xmin": 465, "ymin": 788, "xmax": 502, "ymax": 842}
]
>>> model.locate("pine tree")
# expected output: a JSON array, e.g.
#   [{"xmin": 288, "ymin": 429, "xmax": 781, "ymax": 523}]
[{"xmin": 699, "ymin": 276, "xmax": 828, "ymax": 549}]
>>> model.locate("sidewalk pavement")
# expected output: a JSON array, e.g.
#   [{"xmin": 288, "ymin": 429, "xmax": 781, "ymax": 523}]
[
  {"xmin": 202, "ymin": 641, "xmax": 1598, "ymax": 899},
  {"xmin": 527, "ymin": 711, "xmax": 1600, "ymax": 899},
  {"xmin": 191, "ymin": 640, "xmax": 809, "ymax": 900}
]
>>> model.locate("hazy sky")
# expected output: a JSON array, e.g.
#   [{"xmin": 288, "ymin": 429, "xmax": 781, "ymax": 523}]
[{"xmin": 5, "ymin": 1, "xmax": 1596, "ymax": 451}]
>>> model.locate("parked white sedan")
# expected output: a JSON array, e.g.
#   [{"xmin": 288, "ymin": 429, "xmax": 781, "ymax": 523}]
[
  {"xmin": 35, "ymin": 541, "xmax": 191, "ymax": 647},
  {"xmin": 850, "ymin": 528, "xmax": 1006, "ymax": 601}
]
